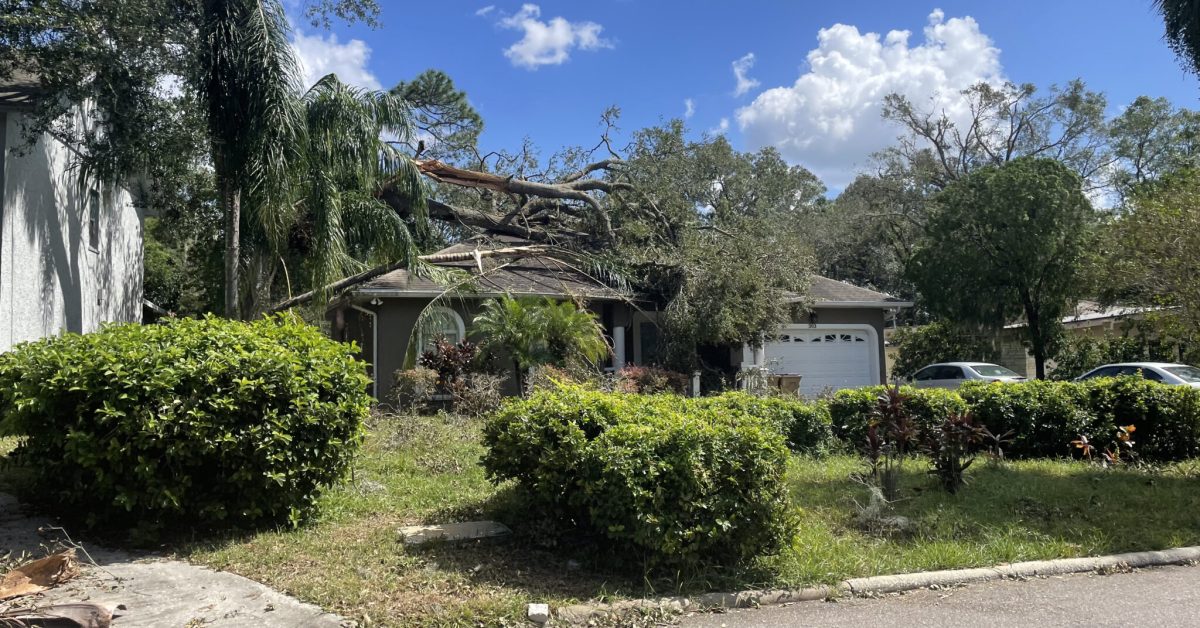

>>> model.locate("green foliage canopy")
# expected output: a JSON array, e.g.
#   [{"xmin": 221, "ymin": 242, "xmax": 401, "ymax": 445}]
[{"xmin": 907, "ymin": 157, "xmax": 1098, "ymax": 378}]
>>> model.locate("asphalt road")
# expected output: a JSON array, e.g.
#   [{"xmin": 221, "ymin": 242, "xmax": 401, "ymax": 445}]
[{"xmin": 679, "ymin": 564, "xmax": 1200, "ymax": 627}]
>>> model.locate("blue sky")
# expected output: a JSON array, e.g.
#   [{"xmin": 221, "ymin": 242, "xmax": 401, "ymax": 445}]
[{"xmin": 291, "ymin": 1, "xmax": 1199, "ymax": 189}]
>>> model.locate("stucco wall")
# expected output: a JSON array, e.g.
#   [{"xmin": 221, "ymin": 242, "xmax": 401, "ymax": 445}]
[
  {"xmin": 0, "ymin": 111, "xmax": 142, "ymax": 352},
  {"xmin": 340, "ymin": 296, "xmax": 624, "ymax": 402}
]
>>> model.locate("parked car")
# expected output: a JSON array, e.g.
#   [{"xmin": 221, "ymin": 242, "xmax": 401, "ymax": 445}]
[
  {"xmin": 1074, "ymin": 362, "xmax": 1200, "ymax": 387},
  {"xmin": 908, "ymin": 362, "xmax": 1027, "ymax": 389}
]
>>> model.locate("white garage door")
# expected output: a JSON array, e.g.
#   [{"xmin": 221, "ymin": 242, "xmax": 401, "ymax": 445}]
[{"xmin": 763, "ymin": 328, "xmax": 877, "ymax": 397}]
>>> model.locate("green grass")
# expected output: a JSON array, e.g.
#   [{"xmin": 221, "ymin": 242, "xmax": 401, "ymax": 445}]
[
  {"xmin": 4, "ymin": 418, "xmax": 1200, "ymax": 627},
  {"xmin": 768, "ymin": 456, "xmax": 1200, "ymax": 586}
]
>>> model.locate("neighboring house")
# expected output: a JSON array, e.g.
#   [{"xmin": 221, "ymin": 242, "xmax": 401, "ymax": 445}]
[
  {"xmin": 327, "ymin": 236, "xmax": 911, "ymax": 400},
  {"xmin": 0, "ymin": 69, "xmax": 142, "ymax": 352},
  {"xmin": 998, "ymin": 300, "xmax": 1167, "ymax": 376}
]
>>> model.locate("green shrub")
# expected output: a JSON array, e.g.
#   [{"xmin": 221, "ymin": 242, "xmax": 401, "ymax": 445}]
[
  {"xmin": 583, "ymin": 406, "xmax": 791, "ymax": 566},
  {"xmin": 1082, "ymin": 377, "xmax": 1200, "ymax": 461},
  {"xmin": 0, "ymin": 316, "xmax": 369, "ymax": 532},
  {"xmin": 1049, "ymin": 334, "xmax": 1166, "ymax": 381},
  {"xmin": 696, "ymin": 392, "xmax": 832, "ymax": 452},
  {"xmin": 891, "ymin": 322, "xmax": 997, "ymax": 378},
  {"xmin": 829, "ymin": 386, "xmax": 967, "ymax": 449},
  {"xmin": 958, "ymin": 380, "xmax": 1098, "ymax": 458},
  {"xmin": 482, "ymin": 386, "xmax": 791, "ymax": 567}
]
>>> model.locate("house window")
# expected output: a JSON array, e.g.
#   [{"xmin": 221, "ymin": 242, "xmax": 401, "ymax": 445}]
[
  {"xmin": 417, "ymin": 306, "xmax": 466, "ymax": 352},
  {"xmin": 639, "ymin": 321, "xmax": 659, "ymax": 364},
  {"xmin": 87, "ymin": 189, "xmax": 101, "ymax": 251}
]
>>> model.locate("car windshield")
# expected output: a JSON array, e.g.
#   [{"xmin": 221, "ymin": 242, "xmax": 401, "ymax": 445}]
[
  {"xmin": 1165, "ymin": 366, "xmax": 1200, "ymax": 383},
  {"xmin": 970, "ymin": 365, "xmax": 1021, "ymax": 378}
]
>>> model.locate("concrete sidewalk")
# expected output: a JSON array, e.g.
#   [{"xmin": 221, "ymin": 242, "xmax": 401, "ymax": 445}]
[
  {"xmin": 0, "ymin": 493, "xmax": 347, "ymax": 627},
  {"xmin": 679, "ymin": 563, "xmax": 1200, "ymax": 627}
]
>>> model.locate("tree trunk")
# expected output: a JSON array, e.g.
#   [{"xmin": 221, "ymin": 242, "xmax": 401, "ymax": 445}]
[
  {"xmin": 1022, "ymin": 293, "xmax": 1046, "ymax": 379},
  {"xmin": 223, "ymin": 182, "xmax": 241, "ymax": 320}
]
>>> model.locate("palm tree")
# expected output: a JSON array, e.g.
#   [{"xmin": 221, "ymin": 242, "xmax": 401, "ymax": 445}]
[
  {"xmin": 196, "ymin": 0, "xmax": 304, "ymax": 319},
  {"xmin": 292, "ymin": 74, "xmax": 427, "ymax": 299}
]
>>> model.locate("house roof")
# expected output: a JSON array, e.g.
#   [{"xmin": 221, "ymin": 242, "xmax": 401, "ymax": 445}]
[
  {"xmin": 1003, "ymin": 300, "xmax": 1166, "ymax": 329},
  {"xmin": 351, "ymin": 236, "xmax": 911, "ymax": 308},
  {"xmin": 355, "ymin": 237, "xmax": 629, "ymax": 301},
  {"xmin": 0, "ymin": 66, "xmax": 42, "ymax": 108},
  {"xmin": 802, "ymin": 276, "xmax": 912, "ymax": 308}
]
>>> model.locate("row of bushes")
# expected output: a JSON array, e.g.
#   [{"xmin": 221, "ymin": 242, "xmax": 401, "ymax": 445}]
[
  {"xmin": 481, "ymin": 378, "xmax": 1200, "ymax": 567},
  {"xmin": 829, "ymin": 378, "xmax": 1200, "ymax": 462}
]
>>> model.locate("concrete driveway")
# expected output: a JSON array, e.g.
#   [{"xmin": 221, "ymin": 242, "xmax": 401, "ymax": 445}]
[{"xmin": 679, "ymin": 564, "xmax": 1200, "ymax": 627}]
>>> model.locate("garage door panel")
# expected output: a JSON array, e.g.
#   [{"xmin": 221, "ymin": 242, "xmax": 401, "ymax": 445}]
[{"xmin": 764, "ymin": 329, "xmax": 875, "ymax": 397}]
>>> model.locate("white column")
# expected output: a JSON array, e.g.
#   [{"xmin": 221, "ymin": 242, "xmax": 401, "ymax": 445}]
[
  {"xmin": 753, "ymin": 346, "xmax": 766, "ymax": 367},
  {"xmin": 612, "ymin": 326, "xmax": 626, "ymax": 369}
]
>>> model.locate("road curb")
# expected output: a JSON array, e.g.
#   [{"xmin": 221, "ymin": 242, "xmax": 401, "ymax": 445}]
[{"xmin": 552, "ymin": 546, "xmax": 1200, "ymax": 625}]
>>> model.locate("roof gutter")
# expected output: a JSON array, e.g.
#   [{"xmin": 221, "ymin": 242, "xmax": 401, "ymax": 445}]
[{"xmin": 804, "ymin": 300, "xmax": 915, "ymax": 309}]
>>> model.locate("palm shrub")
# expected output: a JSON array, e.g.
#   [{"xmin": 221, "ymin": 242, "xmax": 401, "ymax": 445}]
[
  {"xmin": 473, "ymin": 296, "xmax": 610, "ymax": 391},
  {"xmin": 0, "ymin": 316, "xmax": 369, "ymax": 533}
]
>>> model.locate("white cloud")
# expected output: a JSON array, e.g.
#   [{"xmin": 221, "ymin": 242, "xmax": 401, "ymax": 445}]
[
  {"xmin": 711, "ymin": 117, "xmax": 730, "ymax": 135},
  {"xmin": 498, "ymin": 4, "xmax": 613, "ymax": 69},
  {"xmin": 732, "ymin": 53, "xmax": 760, "ymax": 97},
  {"xmin": 736, "ymin": 9, "xmax": 1004, "ymax": 188},
  {"xmin": 684, "ymin": 98, "xmax": 695, "ymax": 119},
  {"xmin": 291, "ymin": 30, "xmax": 381, "ymax": 91},
  {"xmin": 475, "ymin": 5, "xmax": 495, "ymax": 17}
]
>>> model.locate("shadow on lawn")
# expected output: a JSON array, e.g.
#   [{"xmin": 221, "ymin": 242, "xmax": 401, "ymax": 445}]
[
  {"xmin": 407, "ymin": 486, "xmax": 771, "ymax": 601},
  {"xmin": 790, "ymin": 459, "xmax": 1200, "ymax": 555}
]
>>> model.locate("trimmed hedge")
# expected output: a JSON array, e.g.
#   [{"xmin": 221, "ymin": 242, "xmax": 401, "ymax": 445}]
[
  {"xmin": 482, "ymin": 387, "xmax": 791, "ymax": 567},
  {"xmin": 827, "ymin": 379, "xmax": 1200, "ymax": 462},
  {"xmin": 957, "ymin": 380, "xmax": 1100, "ymax": 458},
  {"xmin": 829, "ymin": 386, "xmax": 968, "ymax": 450},
  {"xmin": 1082, "ymin": 377, "xmax": 1200, "ymax": 461},
  {"xmin": 694, "ymin": 392, "xmax": 832, "ymax": 452},
  {"xmin": 0, "ymin": 316, "xmax": 370, "ymax": 531}
]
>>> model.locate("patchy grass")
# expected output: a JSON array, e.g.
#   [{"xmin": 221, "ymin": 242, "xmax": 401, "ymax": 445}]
[
  {"xmin": 5, "ymin": 417, "xmax": 1200, "ymax": 627},
  {"xmin": 768, "ymin": 456, "xmax": 1200, "ymax": 587},
  {"xmin": 179, "ymin": 414, "xmax": 642, "ymax": 627}
]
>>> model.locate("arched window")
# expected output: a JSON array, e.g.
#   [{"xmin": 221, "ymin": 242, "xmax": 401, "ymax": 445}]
[{"xmin": 418, "ymin": 306, "xmax": 466, "ymax": 352}]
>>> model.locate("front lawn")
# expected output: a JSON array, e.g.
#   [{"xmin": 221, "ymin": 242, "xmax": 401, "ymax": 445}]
[
  {"xmin": 183, "ymin": 414, "xmax": 1200, "ymax": 626},
  {"xmin": 5, "ymin": 415, "xmax": 1200, "ymax": 627}
]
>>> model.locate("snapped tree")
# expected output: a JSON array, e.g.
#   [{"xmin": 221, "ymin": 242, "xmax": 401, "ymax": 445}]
[{"xmin": 907, "ymin": 157, "xmax": 1098, "ymax": 378}]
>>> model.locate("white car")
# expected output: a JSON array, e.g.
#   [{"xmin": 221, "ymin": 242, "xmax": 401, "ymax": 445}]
[
  {"xmin": 908, "ymin": 362, "xmax": 1027, "ymax": 389},
  {"xmin": 1074, "ymin": 362, "xmax": 1200, "ymax": 387}
]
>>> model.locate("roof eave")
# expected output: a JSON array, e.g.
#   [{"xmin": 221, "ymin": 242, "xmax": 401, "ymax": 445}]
[
  {"xmin": 351, "ymin": 287, "xmax": 630, "ymax": 301},
  {"xmin": 798, "ymin": 299, "xmax": 914, "ymax": 309}
]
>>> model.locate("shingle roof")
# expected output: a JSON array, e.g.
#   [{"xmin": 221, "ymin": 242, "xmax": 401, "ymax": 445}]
[
  {"xmin": 355, "ymin": 236, "xmax": 909, "ymax": 307},
  {"xmin": 805, "ymin": 276, "xmax": 910, "ymax": 306},
  {"xmin": 357, "ymin": 237, "xmax": 629, "ymax": 301}
]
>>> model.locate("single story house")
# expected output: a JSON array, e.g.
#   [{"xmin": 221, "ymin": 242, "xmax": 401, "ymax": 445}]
[
  {"xmin": 999, "ymin": 300, "xmax": 1168, "ymax": 376},
  {"xmin": 328, "ymin": 236, "xmax": 911, "ymax": 400},
  {"xmin": 0, "ymin": 68, "xmax": 143, "ymax": 352}
]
